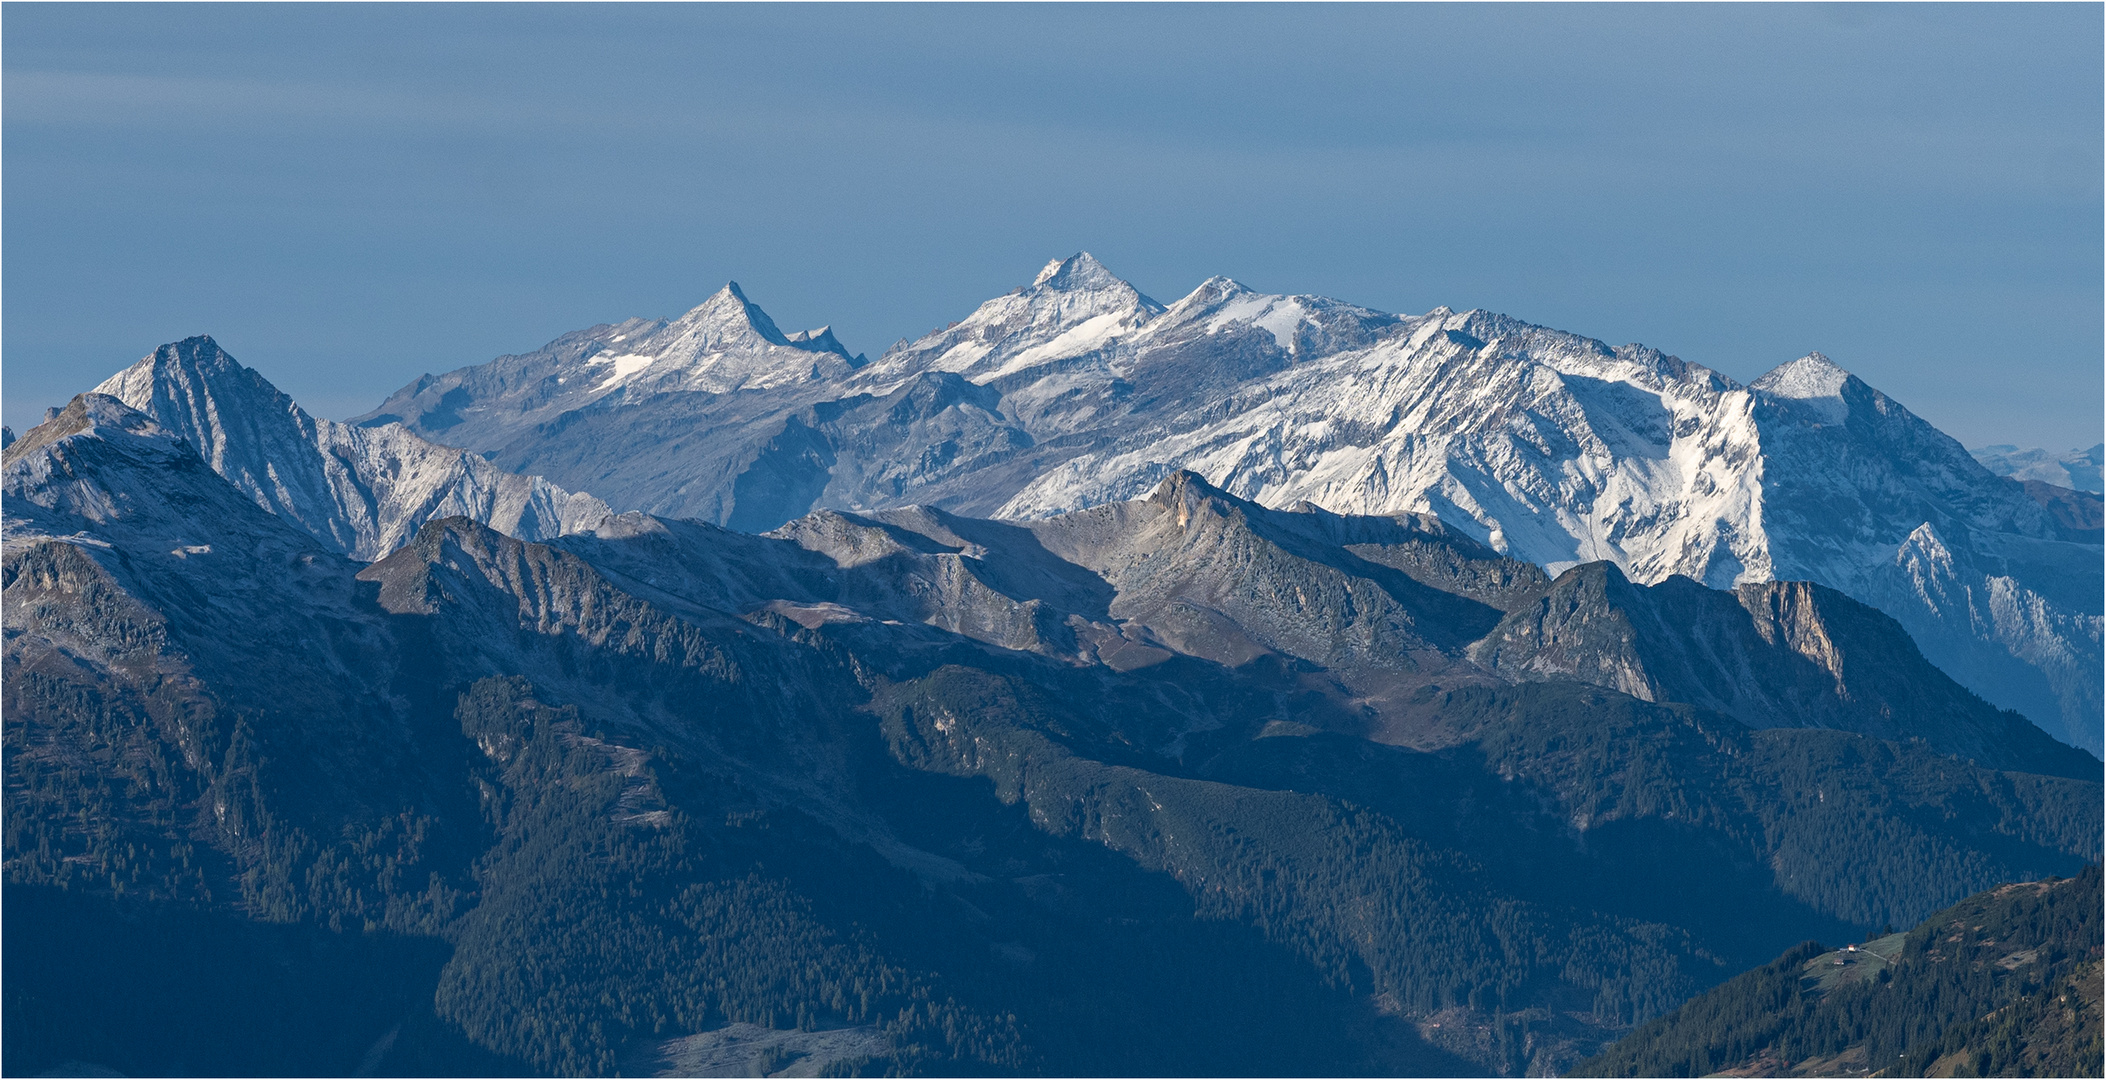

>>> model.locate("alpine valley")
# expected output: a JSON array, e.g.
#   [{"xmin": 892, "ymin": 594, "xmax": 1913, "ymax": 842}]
[{"xmin": 4, "ymin": 255, "xmax": 2100, "ymax": 1078}]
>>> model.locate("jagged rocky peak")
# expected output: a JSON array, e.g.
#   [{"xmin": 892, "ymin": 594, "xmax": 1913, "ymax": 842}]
[
  {"xmin": 4, "ymin": 392, "xmax": 171, "ymax": 466},
  {"xmin": 2, "ymin": 390, "xmax": 349, "ymax": 585},
  {"xmin": 1175, "ymin": 274, "xmax": 1248, "ymax": 305},
  {"xmin": 77, "ymin": 335, "xmax": 614, "ymax": 561},
  {"xmin": 1084, "ymin": 469, "xmax": 1259, "ymax": 541},
  {"xmin": 325, "ymin": 260, "xmax": 2096, "ymax": 755},
  {"xmin": 1146, "ymin": 468, "xmax": 1237, "ymax": 520},
  {"xmin": 667, "ymin": 282, "xmax": 818, "ymax": 352},
  {"xmin": 1033, "ymin": 250, "xmax": 1135, "ymax": 293},
  {"xmin": 592, "ymin": 282, "xmax": 861, "ymax": 396},
  {"xmin": 93, "ymin": 334, "xmax": 301, "ymax": 440},
  {"xmin": 866, "ymin": 252, "xmax": 1164, "ymax": 385},
  {"xmin": 89, "ymin": 335, "xmax": 336, "ymax": 515},
  {"xmin": 1014, "ymin": 251, "xmax": 1164, "ymax": 323},
  {"xmin": 351, "ymin": 287, "xmax": 862, "ymax": 449},
  {"xmin": 1471, "ymin": 559, "xmax": 2098, "ymax": 778},
  {"xmin": 1149, "ymin": 276, "xmax": 1404, "ymax": 357},
  {"xmin": 784, "ymin": 324, "xmax": 856, "ymax": 361}
]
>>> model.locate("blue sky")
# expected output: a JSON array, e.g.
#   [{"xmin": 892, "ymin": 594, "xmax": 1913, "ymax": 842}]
[{"xmin": 6, "ymin": 3, "xmax": 2100, "ymax": 450}]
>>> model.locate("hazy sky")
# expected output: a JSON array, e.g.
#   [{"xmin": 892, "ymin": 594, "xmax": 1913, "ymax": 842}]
[{"xmin": 6, "ymin": 4, "xmax": 2101, "ymax": 449}]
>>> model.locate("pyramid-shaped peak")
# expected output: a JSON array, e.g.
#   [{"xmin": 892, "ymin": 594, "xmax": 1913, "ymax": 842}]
[
  {"xmin": 676, "ymin": 282, "xmax": 796, "ymax": 346},
  {"xmin": 1787, "ymin": 351, "xmax": 1846, "ymax": 374},
  {"xmin": 1154, "ymin": 273, "xmax": 1263, "ymax": 320},
  {"xmin": 692, "ymin": 281, "xmax": 760, "ymax": 316},
  {"xmin": 92, "ymin": 335, "xmax": 298, "ymax": 423},
  {"xmin": 1033, "ymin": 252, "xmax": 1131, "ymax": 292},
  {"xmin": 1159, "ymin": 276, "xmax": 1255, "ymax": 316},
  {"xmin": 682, "ymin": 281, "xmax": 757, "ymax": 311},
  {"xmin": 1147, "ymin": 468, "xmax": 1236, "ymax": 507},
  {"xmin": 1754, "ymin": 352, "xmax": 1854, "ymax": 400},
  {"xmin": 166, "ymin": 334, "xmax": 226, "ymax": 354},
  {"xmin": 143, "ymin": 335, "xmax": 240, "ymax": 374},
  {"xmin": 672, "ymin": 284, "xmax": 852, "ymax": 356}
]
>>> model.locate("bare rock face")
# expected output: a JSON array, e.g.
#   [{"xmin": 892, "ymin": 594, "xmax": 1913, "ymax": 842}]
[
  {"xmin": 92, "ymin": 336, "xmax": 611, "ymax": 561},
  {"xmin": 1471, "ymin": 563, "xmax": 2094, "ymax": 777}
]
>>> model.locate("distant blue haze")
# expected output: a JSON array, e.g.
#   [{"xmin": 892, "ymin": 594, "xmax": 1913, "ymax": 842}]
[{"xmin": 4, "ymin": 3, "xmax": 2100, "ymax": 450}]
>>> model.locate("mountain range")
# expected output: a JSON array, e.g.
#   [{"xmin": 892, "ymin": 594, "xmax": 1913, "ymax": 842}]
[
  {"xmin": 351, "ymin": 254, "xmax": 2103, "ymax": 757},
  {"xmin": 4, "ymin": 258, "xmax": 2100, "ymax": 1077},
  {"xmin": 1971, "ymin": 443, "xmax": 2105, "ymax": 495}
]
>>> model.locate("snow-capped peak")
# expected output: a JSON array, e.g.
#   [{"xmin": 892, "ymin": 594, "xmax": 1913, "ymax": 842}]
[
  {"xmin": 1033, "ymin": 251, "xmax": 1132, "ymax": 293},
  {"xmin": 84, "ymin": 336, "xmax": 615, "ymax": 559},
  {"xmin": 91, "ymin": 336, "xmax": 313, "ymax": 483},
  {"xmin": 1023, "ymin": 253, "xmax": 1163, "ymax": 318},
  {"xmin": 1154, "ymin": 278, "xmax": 1308, "ymax": 350},
  {"xmin": 1148, "ymin": 277, "xmax": 1403, "ymax": 359},
  {"xmin": 1751, "ymin": 352, "xmax": 1854, "ymax": 424},
  {"xmin": 674, "ymin": 282, "xmax": 798, "ymax": 348},
  {"xmin": 862, "ymin": 253, "xmax": 1163, "ymax": 386},
  {"xmin": 1754, "ymin": 352, "xmax": 1851, "ymax": 400},
  {"xmin": 785, "ymin": 324, "xmax": 854, "ymax": 359},
  {"xmin": 341, "ymin": 263, "xmax": 2103, "ymax": 757},
  {"xmin": 1160, "ymin": 276, "xmax": 1255, "ymax": 314},
  {"xmin": 94, "ymin": 335, "xmax": 293, "ymax": 417},
  {"xmin": 583, "ymin": 283, "xmax": 859, "ymax": 396}
]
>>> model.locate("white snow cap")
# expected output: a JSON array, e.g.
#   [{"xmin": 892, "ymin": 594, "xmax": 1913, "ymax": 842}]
[
  {"xmin": 1756, "ymin": 352, "xmax": 1851, "ymax": 400},
  {"xmin": 1753, "ymin": 352, "xmax": 1853, "ymax": 423},
  {"xmin": 1034, "ymin": 252, "xmax": 1129, "ymax": 292}
]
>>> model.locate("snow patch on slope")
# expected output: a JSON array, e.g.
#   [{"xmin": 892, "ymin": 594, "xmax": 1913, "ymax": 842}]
[{"xmin": 1752, "ymin": 353, "xmax": 1851, "ymax": 424}]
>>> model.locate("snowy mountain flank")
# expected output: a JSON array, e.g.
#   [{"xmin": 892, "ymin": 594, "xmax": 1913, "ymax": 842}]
[
  {"xmin": 351, "ymin": 254, "xmax": 2102, "ymax": 754},
  {"xmin": 92, "ymin": 337, "xmax": 612, "ymax": 561}
]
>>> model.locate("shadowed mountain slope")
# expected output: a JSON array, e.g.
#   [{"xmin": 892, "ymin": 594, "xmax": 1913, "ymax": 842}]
[
  {"xmin": 1573, "ymin": 865, "xmax": 2103, "ymax": 1079},
  {"xmin": 1473, "ymin": 562, "xmax": 2096, "ymax": 779}
]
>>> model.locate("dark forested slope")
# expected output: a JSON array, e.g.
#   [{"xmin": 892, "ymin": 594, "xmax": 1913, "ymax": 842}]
[{"xmin": 1573, "ymin": 864, "xmax": 2103, "ymax": 1078}]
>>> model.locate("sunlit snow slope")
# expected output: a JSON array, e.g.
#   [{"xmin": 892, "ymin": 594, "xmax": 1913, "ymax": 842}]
[{"xmin": 362, "ymin": 255, "xmax": 2102, "ymax": 753}]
